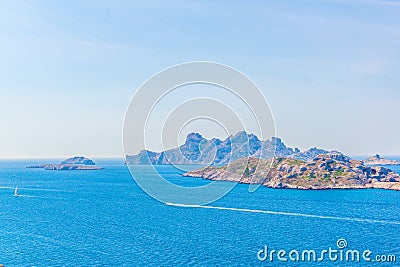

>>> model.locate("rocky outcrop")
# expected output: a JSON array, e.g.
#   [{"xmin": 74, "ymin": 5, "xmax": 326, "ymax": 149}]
[
  {"xmin": 125, "ymin": 131, "xmax": 331, "ymax": 165},
  {"xmin": 61, "ymin": 156, "xmax": 96, "ymax": 165},
  {"xmin": 364, "ymin": 154, "xmax": 400, "ymax": 166},
  {"xmin": 183, "ymin": 153, "xmax": 400, "ymax": 191},
  {"xmin": 27, "ymin": 157, "xmax": 103, "ymax": 170}
]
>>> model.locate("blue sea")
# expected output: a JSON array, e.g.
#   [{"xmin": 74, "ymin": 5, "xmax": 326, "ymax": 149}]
[{"xmin": 0, "ymin": 159, "xmax": 399, "ymax": 266}]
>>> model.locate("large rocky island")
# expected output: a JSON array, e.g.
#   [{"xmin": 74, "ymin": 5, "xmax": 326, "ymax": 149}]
[
  {"xmin": 27, "ymin": 156, "xmax": 103, "ymax": 170},
  {"xmin": 126, "ymin": 131, "xmax": 400, "ymax": 191},
  {"xmin": 183, "ymin": 153, "xmax": 400, "ymax": 191}
]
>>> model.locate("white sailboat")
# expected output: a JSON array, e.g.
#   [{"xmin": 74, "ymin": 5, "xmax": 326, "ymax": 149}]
[{"xmin": 14, "ymin": 186, "xmax": 19, "ymax": 197}]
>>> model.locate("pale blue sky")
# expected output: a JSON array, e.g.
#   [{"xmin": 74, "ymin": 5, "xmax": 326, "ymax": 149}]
[{"xmin": 0, "ymin": 0, "xmax": 399, "ymax": 158}]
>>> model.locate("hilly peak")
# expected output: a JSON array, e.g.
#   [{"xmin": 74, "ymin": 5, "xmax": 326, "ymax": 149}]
[
  {"xmin": 229, "ymin": 131, "xmax": 260, "ymax": 143},
  {"xmin": 248, "ymin": 133, "xmax": 260, "ymax": 142},
  {"xmin": 125, "ymin": 131, "xmax": 340, "ymax": 165},
  {"xmin": 230, "ymin": 130, "xmax": 248, "ymax": 141},
  {"xmin": 184, "ymin": 133, "xmax": 204, "ymax": 144},
  {"xmin": 271, "ymin": 137, "xmax": 282, "ymax": 144}
]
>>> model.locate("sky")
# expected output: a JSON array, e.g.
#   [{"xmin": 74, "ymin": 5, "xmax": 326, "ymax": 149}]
[{"xmin": 0, "ymin": 0, "xmax": 399, "ymax": 158}]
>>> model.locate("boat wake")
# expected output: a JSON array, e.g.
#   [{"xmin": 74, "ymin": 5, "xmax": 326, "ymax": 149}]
[
  {"xmin": 15, "ymin": 194, "xmax": 34, "ymax": 198},
  {"xmin": 13, "ymin": 194, "xmax": 58, "ymax": 199},
  {"xmin": 166, "ymin": 203, "xmax": 400, "ymax": 225},
  {"xmin": 0, "ymin": 186, "xmax": 62, "ymax": 192},
  {"xmin": 0, "ymin": 186, "xmax": 65, "ymax": 199}
]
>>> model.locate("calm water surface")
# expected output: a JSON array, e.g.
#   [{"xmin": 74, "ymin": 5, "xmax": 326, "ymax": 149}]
[{"xmin": 0, "ymin": 159, "xmax": 399, "ymax": 266}]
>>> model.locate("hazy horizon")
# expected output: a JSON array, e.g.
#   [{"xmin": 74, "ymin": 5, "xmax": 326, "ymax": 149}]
[
  {"xmin": 2, "ymin": 128, "xmax": 400, "ymax": 160},
  {"xmin": 1, "ymin": 0, "xmax": 399, "ymax": 158}
]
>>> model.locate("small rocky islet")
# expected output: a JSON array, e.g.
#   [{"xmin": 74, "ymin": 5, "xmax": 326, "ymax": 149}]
[
  {"xmin": 27, "ymin": 156, "xmax": 103, "ymax": 170},
  {"xmin": 363, "ymin": 154, "xmax": 400, "ymax": 166}
]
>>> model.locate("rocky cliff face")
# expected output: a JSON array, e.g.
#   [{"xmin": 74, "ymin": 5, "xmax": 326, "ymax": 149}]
[
  {"xmin": 183, "ymin": 153, "xmax": 400, "ymax": 190},
  {"xmin": 125, "ymin": 131, "xmax": 330, "ymax": 165}
]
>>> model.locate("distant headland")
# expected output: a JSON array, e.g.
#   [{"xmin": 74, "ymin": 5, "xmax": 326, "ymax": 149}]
[{"xmin": 27, "ymin": 156, "xmax": 103, "ymax": 170}]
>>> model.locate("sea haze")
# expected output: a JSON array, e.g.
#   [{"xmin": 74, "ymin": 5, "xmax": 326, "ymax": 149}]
[{"xmin": 0, "ymin": 159, "xmax": 399, "ymax": 266}]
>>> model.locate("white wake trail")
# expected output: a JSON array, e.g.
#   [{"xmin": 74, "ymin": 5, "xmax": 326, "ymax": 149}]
[
  {"xmin": 166, "ymin": 203, "xmax": 400, "ymax": 225},
  {"xmin": 15, "ymin": 194, "xmax": 61, "ymax": 199},
  {"xmin": 0, "ymin": 186, "xmax": 62, "ymax": 192}
]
